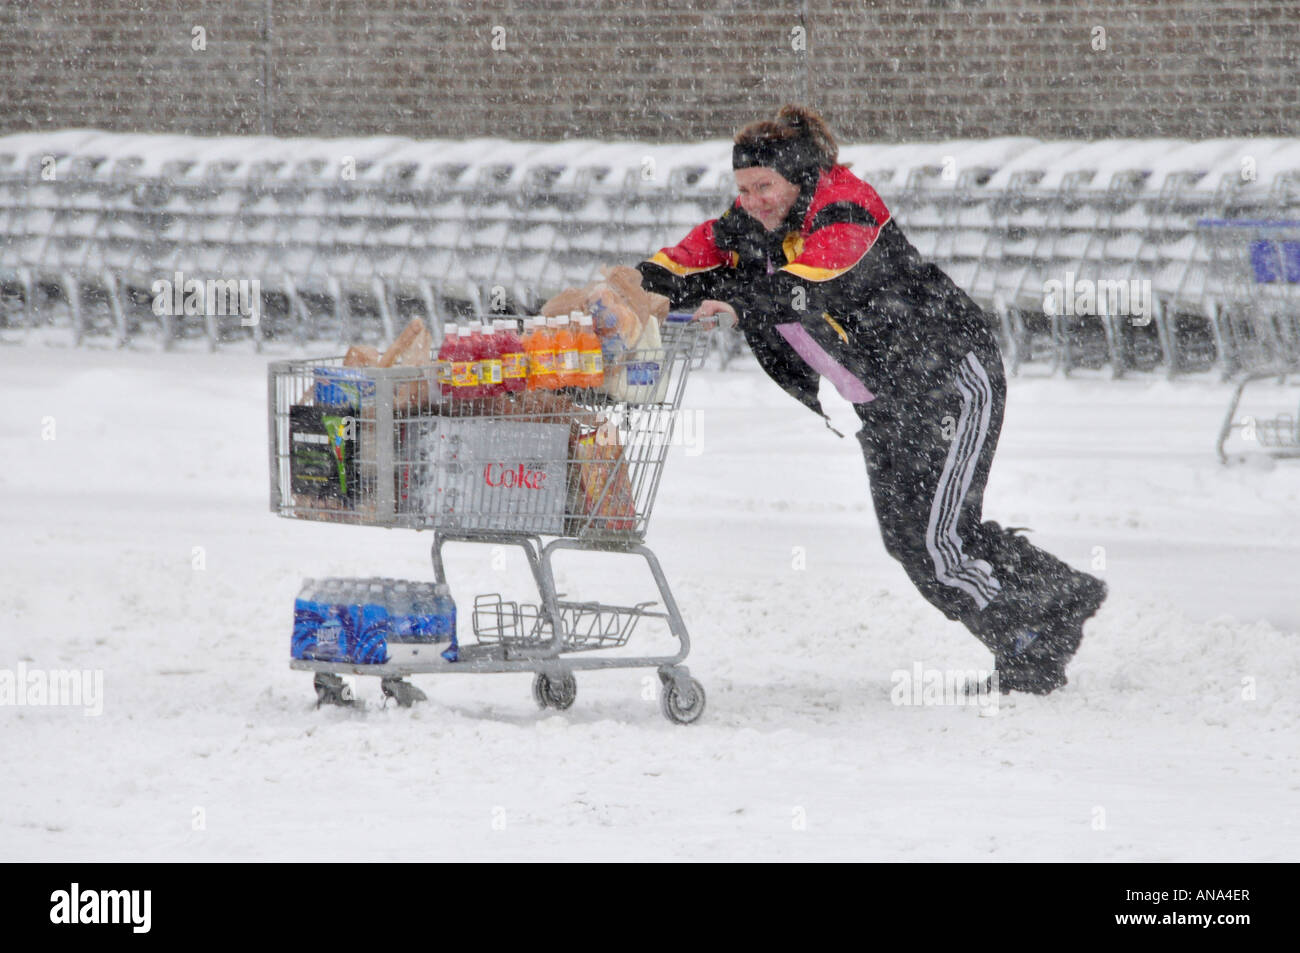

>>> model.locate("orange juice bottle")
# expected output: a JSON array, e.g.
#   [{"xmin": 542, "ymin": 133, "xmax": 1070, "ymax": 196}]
[
  {"xmin": 554, "ymin": 313, "xmax": 581, "ymax": 388},
  {"xmin": 525, "ymin": 316, "xmax": 556, "ymax": 390},
  {"xmin": 521, "ymin": 317, "xmax": 535, "ymax": 390},
  {"xmin": 576, "ymin": 312, "xmax": 603, "ymax": 388},
  {"xmin": 538, "ymin": 317, "xmax": 562, "ymax": 390}
]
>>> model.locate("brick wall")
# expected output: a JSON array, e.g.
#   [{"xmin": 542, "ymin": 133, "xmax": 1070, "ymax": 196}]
[{"xmin": 2, "ymin": 0, "xmax": 1297, "ymax": 142}]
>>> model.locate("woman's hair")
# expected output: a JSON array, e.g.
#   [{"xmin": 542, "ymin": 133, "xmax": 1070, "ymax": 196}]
[{"xmin": 734, "ymin": 104, "xmax": 839, "ymax": 171}]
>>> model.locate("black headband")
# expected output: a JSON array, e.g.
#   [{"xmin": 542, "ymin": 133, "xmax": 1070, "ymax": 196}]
[{"xmin": 733, "ymin": 135, "xmax": 825, "ymax": 185}]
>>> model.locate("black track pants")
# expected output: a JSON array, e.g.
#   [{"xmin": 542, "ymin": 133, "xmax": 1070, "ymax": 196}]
[{"xmin": 856, "ymin": 346, "xmax": 1083, "ymax": 655}]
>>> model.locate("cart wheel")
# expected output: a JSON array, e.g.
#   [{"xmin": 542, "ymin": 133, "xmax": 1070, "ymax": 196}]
[
  {"xmin": 314, "ymin": 672, "xmax": 356, "ymax": 708},
  {"xmin": 380, "ymin": 677, "xmax": 427, "ymax": 709},
  {"xmin": 661, "ymin": 677, "xmax": 706, "ymax": 725},
  {"xmin": 532, "ymin": 672, "xmax": 577, "ymax": 711}
]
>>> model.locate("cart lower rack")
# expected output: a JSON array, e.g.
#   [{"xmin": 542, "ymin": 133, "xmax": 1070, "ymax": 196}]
[{"xmin": 270, "ymin": 316, "xmax": 711, "ymax": 723}]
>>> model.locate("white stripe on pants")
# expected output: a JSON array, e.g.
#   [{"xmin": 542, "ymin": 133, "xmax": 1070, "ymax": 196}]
[{"xmin": 924, "ymin": 351, "xmax": 1002, "ymax": 609}]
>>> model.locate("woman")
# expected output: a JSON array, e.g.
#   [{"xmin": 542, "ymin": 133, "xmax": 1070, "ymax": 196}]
[{"xmin": 635, "ymin": 105, "xmax": 1106, "ymax": 695}]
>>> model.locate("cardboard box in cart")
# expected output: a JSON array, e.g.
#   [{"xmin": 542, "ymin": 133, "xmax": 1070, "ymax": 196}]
[
  {"xmin": 289, "ymin": 404, "xmax": 358, "ymax": 503},
  {"xmin": 398, "ymin": 417, "xmax": 571, "ymax": 534}
]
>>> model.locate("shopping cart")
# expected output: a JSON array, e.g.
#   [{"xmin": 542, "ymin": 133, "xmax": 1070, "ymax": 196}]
[
  {"xmin": 1200, "ymin": 220, "xmax": 1300, "ymax": 463},
  {"xmin": 268, "ymin": 316, "xmax": 713, "ymax": 722}
]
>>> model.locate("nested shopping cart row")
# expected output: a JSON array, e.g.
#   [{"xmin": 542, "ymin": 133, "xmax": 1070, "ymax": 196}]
[{"xmin": 5, "ymin": 130, "xmax": 1300, "ymax": 379}]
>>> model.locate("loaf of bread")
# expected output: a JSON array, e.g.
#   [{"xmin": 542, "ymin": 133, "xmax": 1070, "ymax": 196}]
[
  {"xmin": 379, "ymin": 318, "xmax": 430, "ymax": 367},
  {"xmin": 601, "ymin": 265, "xmax": 652, "ymax": 324},
  {"xmin": 543, "ymin": 266, "xmax": 667, "ymax": 329},
  {"xmin": 376, "ymin": 318, "xmax": 434, "ymax": 413},
  {"xmin": 343, "ymin": 344, "xmax": 382, "ymax": 367},
  {"xmin": 540, "ymin": 286, "xmax": 591, "ymax": 318}
]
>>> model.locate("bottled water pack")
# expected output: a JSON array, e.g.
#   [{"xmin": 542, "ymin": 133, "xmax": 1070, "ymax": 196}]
[{"xmin": 292, "ymin": 577, "xmax": 458, "ymax": 665}]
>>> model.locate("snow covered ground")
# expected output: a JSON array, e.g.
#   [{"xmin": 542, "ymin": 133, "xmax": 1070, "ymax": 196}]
[{"xmin": 2, "ymin": 341, "xmax": 1298, "ymax": 861}]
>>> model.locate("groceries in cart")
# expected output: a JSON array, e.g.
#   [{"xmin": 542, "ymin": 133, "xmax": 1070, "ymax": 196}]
[
  {"xmin": 316, "ymin": 265, "xmax": 673, "ymax": 412},
  {"xmin": 292, "ymin": 577, "xmax": 459, "ymax": 665},
  {"xmin": 272, "ymin": 264, "xmax": 698, "ymax": 534}
]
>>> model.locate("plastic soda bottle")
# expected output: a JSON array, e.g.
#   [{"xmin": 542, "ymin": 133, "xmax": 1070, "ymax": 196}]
[
  {"xmin": 554, "ymin": 313, "xmax": 581, "ymax": 388},
  {"xmin": 525, "ymin": 315, "xmax": 556, "ymax": 390},
  {"xmin": 436, "ymin": 324, "xmax": 458, "ymax": 397},
  {"xmin": 521, "ymin": 318, "xmax": 537, "ymax": 389},
  {"xmin": 538, "ymin": 317, "xmax": 563, "ymax": 391},
  {"xmin": 466, "ymin": 322, "xmax": 485, "ymax": 400},
  {"xmin": 450, "ymin": 325, "xmax": 478, "ymax": 400},
  {"xmin": 498, "ymin": 319, "xmax": 527, "ymax": 393},
  {"xmin": 478, "ymin": 321, "xmax": 504, "ymax": 397},
  {"xmin": 577, "ymin": 312, "xmax": 603, "ymax": 388},
  {"xmin": 541, "ymin": 315, "xmax": 563, "ymax": 391}
]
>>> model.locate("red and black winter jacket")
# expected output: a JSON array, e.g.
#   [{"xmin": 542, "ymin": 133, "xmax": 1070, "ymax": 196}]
[{"xmin": 636, "ymin": 165, "xmax": 997, "ymax": 424}]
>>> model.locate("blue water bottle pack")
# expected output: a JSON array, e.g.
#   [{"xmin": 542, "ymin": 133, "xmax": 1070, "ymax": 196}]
[
  {"xmin": 292, "ymin": 577, "xmax": 458, "ymax": 665},
  {"xmin": 389, "ymin": 581, "xmax": 459, "ymax": 663}
]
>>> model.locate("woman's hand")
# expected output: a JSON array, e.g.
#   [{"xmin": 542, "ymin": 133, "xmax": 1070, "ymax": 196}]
[{"xmin": 693, "ymin": 300, "xmax": 739, "ymax": 329}]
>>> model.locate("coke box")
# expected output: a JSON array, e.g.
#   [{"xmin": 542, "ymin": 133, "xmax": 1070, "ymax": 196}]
[{"xmin": 400, "ymin": 417, "xmax": 570, "ymax": 534}]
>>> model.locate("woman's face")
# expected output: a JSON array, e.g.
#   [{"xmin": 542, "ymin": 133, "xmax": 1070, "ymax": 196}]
[{"xmin": 735, "ymin": 166, "xmax": 801, "ymax": 232}]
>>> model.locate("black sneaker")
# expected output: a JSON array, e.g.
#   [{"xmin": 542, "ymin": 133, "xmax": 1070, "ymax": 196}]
[
  {"xmin": 997, "ymin": 629, "xmax": 1069, "ymax": 695},
  {"xmin": 989, "ymin": 575, "xmax": 1105, "ymax": 695},
  {"xmin": 1039, "ymin": 572, "xmax": 1108, "ymax": 667},
  {"xmin": 964, "ymin": 630, "xmax": 1067, "ymax": 696}
]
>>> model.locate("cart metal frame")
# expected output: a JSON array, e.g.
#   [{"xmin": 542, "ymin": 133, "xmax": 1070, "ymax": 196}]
[{"xmin": 272, "ymin": 317, "xmax": 711, "ymax": 722}]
